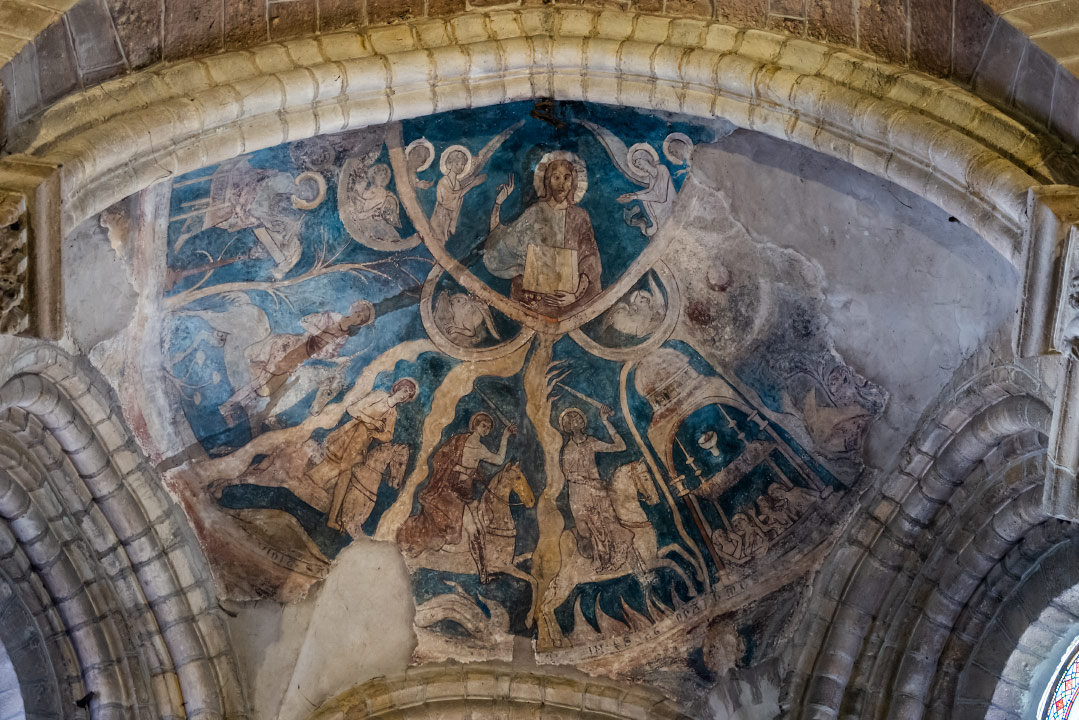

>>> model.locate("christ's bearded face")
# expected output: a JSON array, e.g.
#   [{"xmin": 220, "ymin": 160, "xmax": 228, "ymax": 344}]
[{"xmin": 545, "ymin": 161, "xmax": 575, "ymax": 203}]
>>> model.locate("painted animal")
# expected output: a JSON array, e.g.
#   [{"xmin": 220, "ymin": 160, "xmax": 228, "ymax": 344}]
[
  {"xmin": 539, "ymin": 459, "xmax": 697, "ymax": 634},
  {"xmin": 404, "ymin": 462, "xmax": 539, "ymax": 622},
  {"xmin": 172, "ymin": 292, "xmax": 272, "ymax": 395},
  {"xmin": 262, "ymin": 356, "xmax": 350, "ymax": 428}
]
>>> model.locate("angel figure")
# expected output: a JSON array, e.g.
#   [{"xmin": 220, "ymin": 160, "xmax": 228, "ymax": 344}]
[
  {"xmin": 576, "ymin": 120, "xmax": 677, "ymax": 237},
  {"xmin": 429, "ymin": 120, "xmax": 524, "ymax": 243},
  {"xmin": 405, "ymin": 138, "xmax": 435, "ymax": 190},
  {"xmin": 663, "ymin": 132, "xmax": 694, "ymax": 178},
  {"xmin": 433, "ymin": 291, "xmax": 502, "ymax": 347},
  {"xmin": 602, "ymin": 272, "xmax": 665, "ymax": 338},
  {"xmin": 174, "ymin": 158, "xmax": 327, "ymax": 280},
  {"xmin": 338, "ymin": 159, "xmax": 404, "ymax": 251}
]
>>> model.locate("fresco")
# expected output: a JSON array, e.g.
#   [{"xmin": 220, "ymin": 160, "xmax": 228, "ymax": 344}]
[{"xmin": 152, "ymin": 100, "xmax": 886, "ymax": 679}]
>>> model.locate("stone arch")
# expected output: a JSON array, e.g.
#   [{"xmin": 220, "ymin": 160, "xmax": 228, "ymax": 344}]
[
  {"xmin": 786, "ymin": 352, "xmax": 1060, "ymax": 719},
  {"xmin": 0, "ymin": 8, "xmax": 1060, "ymax": 271},
  {"xmin": 955, "ymin": 535, "xmax": 1079, "ymax": 720},
  {"xmin": 864, "ymin": 450, "xmax": 1055, "ymax": 720},
  {"xmin": 0, "ymin": 345, "xmax": 247, "ymax": 720},
  {"xmin": 306, "ymin": 664, "xmax": 691, "ymax": 720},
  {"xmin": 0, "ymin": 562, "xmax": 63, "ymax": 720}
]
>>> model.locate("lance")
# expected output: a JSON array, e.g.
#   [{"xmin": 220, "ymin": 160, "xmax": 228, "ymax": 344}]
[{"xmin": 674, "ymin": 436, "xmax": 725, "ymax": 571}]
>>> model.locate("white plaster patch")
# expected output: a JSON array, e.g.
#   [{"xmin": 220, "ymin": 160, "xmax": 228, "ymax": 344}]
[{"xmin": 229, "ymin": 538, "xmax": 417, "ymax": 720}]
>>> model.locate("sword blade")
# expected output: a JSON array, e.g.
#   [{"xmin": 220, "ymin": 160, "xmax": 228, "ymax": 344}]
[{"xmin": 474, "ymin": 386, "xmax": 515, "ymax": 427}]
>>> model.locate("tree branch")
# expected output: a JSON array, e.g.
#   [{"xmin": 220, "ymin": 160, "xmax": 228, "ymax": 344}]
[{"xmin": 165, "ymin": 257, "xmax": 432, "ymax": 310}]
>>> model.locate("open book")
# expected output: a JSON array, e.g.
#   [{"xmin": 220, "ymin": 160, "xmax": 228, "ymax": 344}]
[{"xmin": 522, "ymin": 245, "xmax": 579, "ymax": 294}]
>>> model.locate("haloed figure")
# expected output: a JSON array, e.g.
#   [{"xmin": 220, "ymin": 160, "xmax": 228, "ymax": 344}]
[
  {"xmin": 483, "ymin": 153, "xmax": 601, "ymax": 317},
  {"xmin": 617, "ymin": 145, "xmax": 675, "ymax": 236},
  {"xmin": 560, "ymin": 405, "xmax": 633, "ymax": 572},
  {"xmin": 397, "ymin": 411, "xmax": 517, "ymax": 557},
  {"xmin": 309, "ymin": 377, "xmax": 419, "ymax": 534},
  {"xmin": 431, "ymin": 146, "xmax": 487, "ymax": 242}
]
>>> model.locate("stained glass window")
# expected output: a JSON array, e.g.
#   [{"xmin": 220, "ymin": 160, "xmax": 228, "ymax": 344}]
[{"xmin": 1046, "ymin": 644, "xmax": 1079, "ymax": 720}]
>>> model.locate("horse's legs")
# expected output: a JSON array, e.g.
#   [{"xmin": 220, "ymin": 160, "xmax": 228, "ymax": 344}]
[
  {"xmin": 500, "ymin": 566, "xmax": 539, "ymax": 629},
  {"xmin": 649, "ymin": 556, "xmax": 694, "ymax": 604},
  {"xmin": 463, "ymin": 507, "xmax": 489, "ymax": 582}
]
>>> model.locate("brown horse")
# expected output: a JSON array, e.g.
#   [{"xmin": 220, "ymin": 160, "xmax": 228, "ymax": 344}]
[{"xmin": 404, "ymin": 462, "xmax": 539, "ymax": 621}]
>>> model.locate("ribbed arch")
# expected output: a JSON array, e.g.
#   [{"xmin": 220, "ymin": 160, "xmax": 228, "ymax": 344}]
[
  {"xmin": 0, "ymin": 8, "xmax": 1058, "ymax": 271},
  {"xmin": 786, "ymin": 354, "xmax": 1061, "ymax": 719},
  {"xmin": 0, "ymin": 347, "xmax": 247, "ymax": 720}
]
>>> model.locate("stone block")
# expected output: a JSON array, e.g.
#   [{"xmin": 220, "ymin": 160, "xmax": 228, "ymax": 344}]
[
  {"xmin": 65, "ymin": 0, "xmax": 125, "ymax": 81},
  {"xmin": 1011, "ymin": 42, "xmax": 1056, "ymax": 128},
  {"xmin": 767, "ymin": 14, "xmax": 805, "ymax": 36},
  {"xmin": 715, "ymin": 0, "xmax": 766, "ymax": 29},
  {"xmin": 318, "ymin": 0, "xmax": 359, "ymax": 32},
  {"xmin": 162, "ymin": 0, "xmax": 223, "ymax": 60},
  {"xmin": 1050, "ymin": 70, "xmax": 1079, "ymax": 146},
  {"xmin": 971, "ymin": 21, "xmax": 1027, "ymax": 107},
  {"xmin": 665, "ymin": 0, "xmax": 712, "ymax": 15},
  {"xmin": 909, "ymin": 0, "xmax": 950, "ymax": 75},
  {"xmin": 32, "ymin": 24, "xmax": 78, "ymax": 116},
  {"xmin": 769, "ymin": 0, "xmax": 804, "ymax": 15},
  {"xmin": 269, "ymin": 0, "xmax": 317, "ymax": 41},
  {"xmin": 9, "ymin": 45, "xmax": 40, "ymax": 120},
  {"xmin": 805, "ymin": 0, "xmax": 853, "ymax": 44},
  {"xmin": 224, "ymin": 0, "xmax": 267, "ymax": 48},
  {"xmin": 953, "ymin": 0, "xmax": 997, "ymax": 83},
  {"xmin": 105, "ymin": 0, "xmax": 161, "ymax": 67},
  {"xmin": 427, "ymin": 0, "xmax": 466, "ymax": 15},
  {"xmin": 857, "ymin": 0, "xmax": 906, "ymax": 63},
  {"xmin": 369, "ymin": 0, "xmax": 423, "ymax": 24}
]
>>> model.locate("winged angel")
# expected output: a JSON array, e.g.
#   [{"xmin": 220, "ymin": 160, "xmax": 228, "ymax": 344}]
[
  {"xmin": 576, "ymin": 119, "xmax": 678, "ymax": 237},
  {"xmin": 338, "ymin": 131, "xmax": 407, "ymax": 252}
]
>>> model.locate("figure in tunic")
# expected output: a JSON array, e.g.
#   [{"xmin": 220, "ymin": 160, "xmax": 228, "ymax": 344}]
[
  {"xmin": 221, "ymin": 299, "xmax": 374, "ymax": 428},
  {"xmin": 307, "ymin": 378, "xmax": 418, "ymax": 533},
  {"xmin": 483, "ymin": 152, "xmax": 601, "ymax": 318},
  {"xmin": 617, "ymin": 145, "xmax": 676, "ymax": 237},
  {"xmin": 429, "ymin": 123, "xmax": 522, "ymax": 243},
  {"xmin": 430, "ymin": 146, "xmax": 486, "ymax": 243},
  {"xmin": 559, "ymin": 406, "xmax": 633, "ymax": 572},
  {"xmin": 404, "ymin": 138, "xmax": 435, "ymax": 190},
  {"xmin": 397, "ymin": 412, "xmax": 517, "ymax": 569}
]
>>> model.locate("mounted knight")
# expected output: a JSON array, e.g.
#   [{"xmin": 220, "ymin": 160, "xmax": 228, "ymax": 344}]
[{"xmin": 397, "ymin": 412, "xmax": 517, "ymax": 573}]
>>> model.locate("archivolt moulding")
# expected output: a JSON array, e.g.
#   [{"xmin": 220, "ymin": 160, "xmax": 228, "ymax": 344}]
[
  {"xmin": 307, "ymin": 664, "xmax": 690, "ymax": 720},
  {"xmin": 0, "ymin": 346, "xmax": 247, "ymax": 720},
  {"xmin": 1, "ymin": 7, "xmax": 1059, "ymax": 267},
  {"xmin": 786, "ymin": 352, "xmax": 1060, "ymax": 720}
]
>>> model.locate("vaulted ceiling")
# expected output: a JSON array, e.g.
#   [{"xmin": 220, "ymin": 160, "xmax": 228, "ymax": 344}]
[{"xmin": 2, "ymin": 3, "xmax": 1079, "ymax": 720}]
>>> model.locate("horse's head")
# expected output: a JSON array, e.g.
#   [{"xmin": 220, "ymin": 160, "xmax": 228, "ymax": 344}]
[
  {"xmin": 507, "ymin": 462, "xmax": 536, "ymax": 508},
  {"xmin": 630, "ymin": 460, "xmax": 659, "ymax": 504}
]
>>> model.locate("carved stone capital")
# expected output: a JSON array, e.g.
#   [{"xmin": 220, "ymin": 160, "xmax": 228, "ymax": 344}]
[
  {"xmin": 1016, "ymin": 186, "xmax": 1079, "ymax": 359},
  {"xmin": 0, "ymin": 156, "xmax": 60, "ymax": 339}
]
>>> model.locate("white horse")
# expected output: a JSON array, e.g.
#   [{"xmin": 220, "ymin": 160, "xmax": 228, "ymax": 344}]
[
  {"xmin": 540, "ymin": 459, "xmax": 698, "ymax": 633},
  {"xmin": 407, "ymin": 462, "xmax": 539, "ymax": 621}
]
